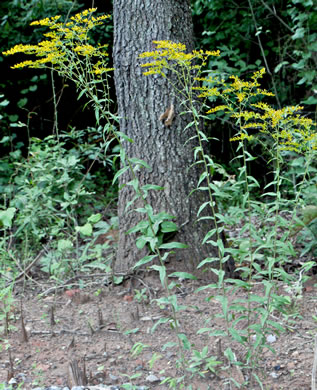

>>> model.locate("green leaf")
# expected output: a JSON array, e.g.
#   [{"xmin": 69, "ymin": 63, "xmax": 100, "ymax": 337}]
[
  {"xmin": 151, "ymin": 317, "xmax": 171, "ymax": 334},
  {"xmin": 127, "ymin": 220, "xmax": 149, "ymax": 234},
  {"xmin": 224, "ymin": 347, "xmax": 235, "ymax": 362},
  {"xmin": 0, "ymin": 136, "xmax": 10, "ymax": 143},
  {"xmin": 215, "ymin": 295, "xmax": 228, "ymax": 317},
  {"xmin": 228, "ymin": 327, "xmax": 247, "ymax": 344},
  {"xmin": 202, "ymin": 229, "xmax": 216, "ymax": 244},
  {"xmin": 162, "ymin": 341, "xmax": 178, "ymax": 350},
  {"xmin": 197, "ymin": 257, "xmax": 218, "ymax": 268},
  {"xmin": 113, "ymin": 275, "xmax": 124, "ymax": 284},
  {"xmin": 112, "ymin": 165, "xmax": 129, "ymax": 184},
  {"xmin": 17, "ymin": 98, "xmax": 27, "ymax": 108},
  {"xmin": 76, "ymin": 223, "xmax": 93, "ymax": 237},
  {"xmin": 151, "ymin": 264, "xmax": 166, "ymax": 287},
  {"xmin": 95, "ymin": 106, "xmax": 100, "ymax": 123},
  {"xmin": 127, "ymin": 178, "xmax": 139, "ymax": 193},
  {"xmin": 116, "ymin": 131, "xmax": 134, "ymax": 143},
  {"xmin": 87, "ymin": 213, "xmax": 102, "ymax": 224},
  {"xmin": 274, "ymin": 61, "xmax": 289, "ymax": 73},
  {"xmin": 178, "ymin": 333, "xmax": 191, "ymax": 350},
  {"xmin": 136, "ymin": 236, "xmax": 147, "ymax": 249},
  {"xmin": 78, "ymin": 88, "xmax": 87, "ymax": 100},
  {"xmin": 133, "ymin": 255, "xmax": 157, "ymax": 269},
  {"xmin": 249, "ymin": 294, "xmax": 266, "ymax": 304},
  {"xmin": 124, "ymin": 328, "xmax": 139, "ymax": 335},
  {"xmin": 159, "ymin": 242, "xmax": 188, "ymax": 249},
  {"xmin": 292, "ymin": 27, "xmax": 305, "ymax": 40},
  {"xmin": 148, "ymin": 237, "xmax": 159, "ymax": 252},
  {"xmin": 196, "ymin": 327, "xmax": 213, "ymax": 335},
  {"xmin": 152, "ymin": 212, "xmax": 175, "ymax": 222},
  {"xmin": 141, "ymin": 184, "xmax": 164, "ymax": 191},
  {"xmin": 198, "ymin": 171, "xmax": 208, "ymax": 186},
  {"xmin": 217, "ymin": 238, "xmax": 225, "ymax": 257},
  {"xmin": 302, "ymin": 95, "xmax": 317, "ymax": 105},
  {"xmin": 168, "ymin": 272, "xmax": 197, "ymax": 280},
  {"xmin": 129, "ymin": 157, "xmax": 151, "ymax": 169},
  {"xmin": 57, "ymin": 239, "xmax": 73, "ymax": 251},
  {"xmin": 266, "ymin": 320, "xmax": 286, "ymax": 333},
  {"xmin": 0, "ymin": 207, "xmax": 16, "ymax": 228},
  {"xmin": 197, "ymin": 201, "xmax": 210, "ymax": 217},
  {"xmin": 161, "ymin": 221, "xmax": 178, "ymax": 233}
]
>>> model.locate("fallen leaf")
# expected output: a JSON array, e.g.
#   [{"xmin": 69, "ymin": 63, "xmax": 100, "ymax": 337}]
[{"xmin": 123, "ymin": 295, "xmax": 133, "ymax": 302}]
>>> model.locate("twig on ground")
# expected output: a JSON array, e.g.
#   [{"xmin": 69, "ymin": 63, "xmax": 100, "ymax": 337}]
[{"xmin": 312, "ymin": 334, "xmax": 317, "ymax": 390}]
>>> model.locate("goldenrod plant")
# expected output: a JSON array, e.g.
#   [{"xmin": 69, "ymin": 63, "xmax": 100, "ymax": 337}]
[
  {"xmin": 139, "ymin": 40, "xmax": 316, "ymax": 387},
  {"xmin": 3, "ymin": 11, "xmax": 317, "ymax": 389},
  {"xmin": 3, "ymin": 11, "xmax": 191, "ymax": 387}
]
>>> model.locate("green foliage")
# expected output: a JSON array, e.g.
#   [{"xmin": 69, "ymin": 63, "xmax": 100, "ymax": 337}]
[
  {"xmin": 39, "ymin": 213, "xmax": 114, "ymax": 280},
  {"xmin": 10, "ymin": 136, "xmax": 88, "ymax": 246},
  {"xmin": 1, "ymin": 7, "xmax": 317, "ymax": 389},
  {"xmin": 286, "ymin": 0, "xmax": 317, "ymax": 105},
  {"xmin": 294, "ymin": 205, "xmax": 317, "ymax": 256},
  {"xmin": 0, "ymin": 127, "xmax": 117, "ymax": 280},
  {"xmin": 0, "ymin": 0, "xmax": 83, "ymax": 47},
  {"xmin": 0, "ymin": 283, "xmax": 16, "ymax": 335}
]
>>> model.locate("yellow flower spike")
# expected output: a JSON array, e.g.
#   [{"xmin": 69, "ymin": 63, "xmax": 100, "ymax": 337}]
[
  {"xmin": 256, "ymin": 88, "xmax": 275, "ymax": 97},
  {"xmin": 205, "ymin": 50, "xmax": 220, "ymax": 56},
  {"xmin": 230, "ymin": 133, "xmax": 254, "ymax": 142},
  {"xmin": 3, "ymin": 44, "xmax": 37, "ymax": 55},
  {"xmin": 206, "ymin": 105, "xmax": 232, "ymax": 114},
  {"xmin": 198, "ymin": 87, "xmax": 220, "ymax": 98},
  {"xmin": 73, "ymin": 44, "xmax": 96, "ymax": 56},
  {"xmin": 237, "ymin": 92, "xmax": 246, "ymax": 102},
  {"xmin": 11, "ymin": 60, "xmax": 35, "ymax": 69},
  {"xmin": 251, "ymin": 68, "xmax": 266, "ymax": 80},
  {"xmin": 252, "ymin": 102, "xmax": 271, "ymax": 111},
  {"xmin": 242, "ymin": 123, "xmax": 266, "ymax": 130},
  {"xmin": 30, "ymin": 15, "xmax": 61, "ymax": 26},
  {"xmin": 152, "ymin": 40, "xmax": 187, "ymax": 52}
]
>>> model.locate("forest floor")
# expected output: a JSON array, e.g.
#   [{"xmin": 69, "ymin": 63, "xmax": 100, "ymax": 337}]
[{"xmin": 1, "ymin": 249, "xmax": 317, "ymax": 389}]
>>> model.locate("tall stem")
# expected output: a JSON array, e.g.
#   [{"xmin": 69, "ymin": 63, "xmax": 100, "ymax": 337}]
[{"xmin": 50, "ymin": 70, "xmax": 59, "ymax": 141}]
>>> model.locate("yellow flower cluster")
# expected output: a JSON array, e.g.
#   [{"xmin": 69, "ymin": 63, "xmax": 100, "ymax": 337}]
[
  {"xmin": 196, "ymin": 68, "xmax": 316, "ymax": 153},
  {"xmin": 139, "ymin": 40, "xmax": 220, "ymax": 76},
  {"xmin": 254, "ymin": 105, "xmax": 316, "ymax": 152},
  {"xmin": 92, "ymin": 60, "xmax": 114, "ymax": 75},
  {"xmin": 196, "ymin": 87, "xmax": 220, "ymax": 99},
  {"xmin": 196, "ymin": 68, "xmax": 274, "ymax": 104},
  {"xmin": 3, "ymin": 8, "xmax": 111, "ymax": 74},
  {"xmin": 229, "ymin": 102, "xmax": 316, "ymax": 152}
]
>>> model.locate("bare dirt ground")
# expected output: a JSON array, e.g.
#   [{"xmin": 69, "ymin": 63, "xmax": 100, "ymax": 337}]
[{"xmin": 1, "ymin": 266, "xmax": 317, "ymax": 390}]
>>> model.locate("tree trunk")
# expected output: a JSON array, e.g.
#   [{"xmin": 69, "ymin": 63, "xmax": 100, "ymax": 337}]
[{"xmin": 112, "ymin": 0, "xmax": 234, "ymax": 278}]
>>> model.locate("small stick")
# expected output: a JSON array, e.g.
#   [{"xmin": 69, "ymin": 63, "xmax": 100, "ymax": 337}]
[
  {"xmin": 20, "ymin": 301, "xmax": 28, "ymax": 343},
  {"xmin": 312, "ymin": 334, "xmax": 317, "ymax": 390}
]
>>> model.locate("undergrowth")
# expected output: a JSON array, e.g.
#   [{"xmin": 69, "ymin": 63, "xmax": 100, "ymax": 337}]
[{"xmin": 1, "ymin": 8, "xmax": 317, "ymax": 389}]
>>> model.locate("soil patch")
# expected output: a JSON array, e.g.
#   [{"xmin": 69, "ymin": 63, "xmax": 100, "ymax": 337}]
[{"xmin": 1, "ymin": 272, "xmax": 317, "ymax": 390}]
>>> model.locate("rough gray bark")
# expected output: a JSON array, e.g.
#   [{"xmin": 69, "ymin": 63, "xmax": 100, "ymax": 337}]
[{"xmin": 112, "ymin": 0, "xmax": 234, "ymax": 278}]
